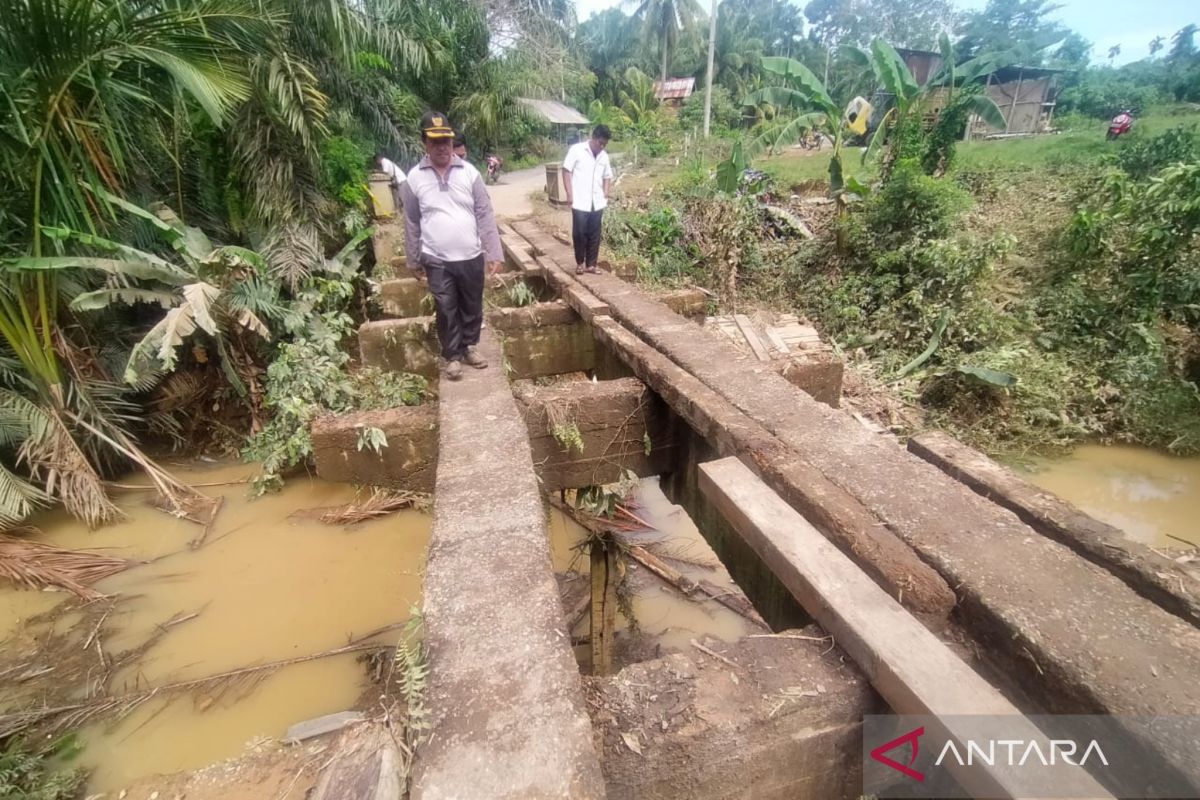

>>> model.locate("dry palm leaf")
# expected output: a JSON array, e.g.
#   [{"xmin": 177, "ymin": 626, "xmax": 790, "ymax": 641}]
[
  {"xmin": 291, "ymin": 489, "xmax": 431, "ymax": 526},
  {"xmin": 0, "ymin": 637, "xmax": 390, "ymax": 740},
  {"xmin": 0, "ymin": 530, "xmax": 133, "ymax": 599}
]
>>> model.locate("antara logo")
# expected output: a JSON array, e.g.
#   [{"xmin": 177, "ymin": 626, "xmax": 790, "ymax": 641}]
[
  {"xmin": 871, "ymin": 726, "xmax": 926, "ymax": 782},
  {"xmin": 870, "ymin": 726, "xmax": 1110, "ymax": 782},
  {"xmin": 935, "ymin": 739, "xmax": 1109, "ymax": 768}
]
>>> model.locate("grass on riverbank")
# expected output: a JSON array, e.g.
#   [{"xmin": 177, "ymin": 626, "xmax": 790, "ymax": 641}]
[{"xmin": 752, "ymin": 107, "xmax": 1200, "ymax": 190}]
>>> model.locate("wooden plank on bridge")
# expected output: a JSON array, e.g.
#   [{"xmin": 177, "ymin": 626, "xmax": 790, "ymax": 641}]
[
  {"xmin": 698, "ymin": 456, "xmax": 1114, "ymax": 800},
  {"xmin": 764, "ymin": 327, "xmax": 790, "ymax": 355},
  {"xmin": 734, "ymin": 314, "xmax": 771, "ymax": 362}
]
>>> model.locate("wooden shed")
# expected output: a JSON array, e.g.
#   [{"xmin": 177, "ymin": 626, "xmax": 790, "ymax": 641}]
[{"xmin": 889, "ymin": 49, "xmax": 1062, "ymax": 137}]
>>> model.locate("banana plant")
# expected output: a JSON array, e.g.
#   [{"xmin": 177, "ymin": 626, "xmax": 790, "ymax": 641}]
[
  {"xmin": 844, "ymin": 35, "xmax": 1009, "ymax": 178},
  {"xmin": 739, "ymin": 56, "xmax": 849, "ymax": 192},
  {"xmin": 9, "ymin": 192, "xmax": 293, "ymax": 395}
]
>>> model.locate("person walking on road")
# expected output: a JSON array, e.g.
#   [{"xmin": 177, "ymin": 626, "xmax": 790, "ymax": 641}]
[
  {"xmin": 401, "ymin": 111, "xmax": 504, "ymax": 381},
  {"xmin": 563, "ymin": 125, "xmax": 613, "ymax": 275}
]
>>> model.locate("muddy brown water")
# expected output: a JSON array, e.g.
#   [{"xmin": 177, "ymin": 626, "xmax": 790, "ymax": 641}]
[
  {"xmin": 0, "ymin": 461, "xmax": 430, "ymax": 792},
  {"xmin": 1024, "ymin": 445, "xmax": 1200, "ymax": 549},
  {"xmin": 0, "ymin": 466, "xmax": 745, "ymax": 793}
]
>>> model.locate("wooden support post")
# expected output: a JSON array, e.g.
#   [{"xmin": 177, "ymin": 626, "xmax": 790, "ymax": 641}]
[{"xmin": 589, "ymin": 539, "xmax": 618, "ymax": 676}]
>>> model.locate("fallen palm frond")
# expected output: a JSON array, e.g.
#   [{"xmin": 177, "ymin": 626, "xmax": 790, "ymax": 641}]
[
  {"xmin": 291, "ymin": 489, "xmax": 431, "ymax": 525},
  {"xmin": 391, "ymin": 613, "xmax": 428, "ymax": 789},
  {"xmin": 0, "ymin": 639, "xmax": 388, "ymax": 740},
  {"xmin": 0, "ymin": 531, "xmax": 134, "ymax": 599}
]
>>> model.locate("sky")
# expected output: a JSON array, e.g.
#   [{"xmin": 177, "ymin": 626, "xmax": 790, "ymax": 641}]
[{"xmin": 573, "ymin": 0, "xmax": 1198, "ymax": 66}]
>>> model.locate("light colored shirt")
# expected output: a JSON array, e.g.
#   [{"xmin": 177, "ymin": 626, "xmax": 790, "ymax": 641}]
[
  {"xmin": 400, "ymin": 156, "xmax": 503, "ymax": 267},
  {"xmin": 380, "ymin": 157, "xmax": 406, "ymax": 184},
  {"xmin": 563, "ymin": 141, "xmax": 613, "ymax": 212}
]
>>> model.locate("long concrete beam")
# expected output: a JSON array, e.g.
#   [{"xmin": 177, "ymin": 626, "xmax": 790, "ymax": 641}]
[
  {"xmin": 411, "ymin": 329, "xmax": 605, "ymax": 799},
  {"xmin": 590, "ymin": 316, "xmax": 956, "ymax": 625}
]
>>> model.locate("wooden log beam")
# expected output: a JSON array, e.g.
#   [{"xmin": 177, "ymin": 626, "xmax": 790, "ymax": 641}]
[{"xmin": 698, "ymin": 456, "xmax": 1113, "ymax": 800}]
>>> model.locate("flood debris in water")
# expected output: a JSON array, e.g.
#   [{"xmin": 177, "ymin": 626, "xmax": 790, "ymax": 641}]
[
  {"xmin": 290, "ymin": 488, "xmax": 432, "ymax": 526},
  {"xmin": 0, "ymin": 530, "xmax": 135, "ymax": 597},
  {"xmin": 550, "ymin": 478, "xmax": 758, "ymax": 674},
  {"xmin": 0, "ymin": 462, "xmax": 431, "ymax": 792},
  {"xmin": 0, "ymin": 636, "xmax": 390, "ymax": 741},
  {"xmin": 553, "ymin": 493, "xmax": 768, "ymax": 631}
]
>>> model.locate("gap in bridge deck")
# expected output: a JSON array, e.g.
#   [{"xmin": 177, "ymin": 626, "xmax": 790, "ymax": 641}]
[{"xmin": 549, "ymin": 477, "xmax": 755, "ymax": 675}]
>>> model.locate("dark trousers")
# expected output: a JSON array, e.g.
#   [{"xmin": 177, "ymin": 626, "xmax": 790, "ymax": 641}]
[
  {"xmin": 572, "ymin": 209, "xmax": 604, "ymax": 267},
  {"xmin": 425, "ymin": 254, "xmax": 484, "ymax": 361}
]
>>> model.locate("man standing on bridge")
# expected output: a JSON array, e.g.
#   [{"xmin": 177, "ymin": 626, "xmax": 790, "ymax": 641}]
[
  {"xmin": 401, "ymin": 111, "xmax": 503, "ymax": 381},
  {"xmin": 563, "ymin": 125, "xmax": 613, "ymax": 275}
]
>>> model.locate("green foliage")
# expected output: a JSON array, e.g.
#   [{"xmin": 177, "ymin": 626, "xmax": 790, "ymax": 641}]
[
  {"xmin": 319, "ymin": 136, "xmax": 370, "ymax": 208},
  {"xmin": 393, "ymin": 610, "xmax": 430, "ymax": 782},
  {"xmin": 243, "ymin": 271, "xmax": 426, "ymax": 493},
  {"xmin": 1116, "ymin": 125, "xmax": 1198, "ymax": 179},
  {"xmin": 507, "ymin": 281, "xmax": 538, "ymax": 307},
  {"xmin": 1060, "ymin": 73, "xmax": 1163, "ymax": 119},
  {"xmin": 356, "ymin": 425, "xmax": 389, "ymax": 454},
  {"xmin": 678, "ymin": 87, "xmax": 741, "ymax": 133},
  {"xmin": 552, "ymin": 422, "xmax": 585, "ymax": 454},
  {"xmin": 863, "ymin": 162, "xmax": 972, "ymax": 245},
  {"xmin": 0, "ymin": 734, "xmax": 83, "ymax": 800}
]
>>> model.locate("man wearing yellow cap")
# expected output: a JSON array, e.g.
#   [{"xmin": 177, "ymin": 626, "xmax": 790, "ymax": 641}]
[{"xmin": 400, "ymin": 112, "xmax": 504, "ymax": 381}]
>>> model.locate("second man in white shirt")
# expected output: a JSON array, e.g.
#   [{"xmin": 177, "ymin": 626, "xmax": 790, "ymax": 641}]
[{"xmin": 562, "ymin": 125, "xmax": 613, "ymax": 275}]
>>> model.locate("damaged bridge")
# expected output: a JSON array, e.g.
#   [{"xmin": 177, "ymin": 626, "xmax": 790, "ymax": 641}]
[{"xmin": 306, "ymin": 218, "xmax": 1200, "ymax": 800}]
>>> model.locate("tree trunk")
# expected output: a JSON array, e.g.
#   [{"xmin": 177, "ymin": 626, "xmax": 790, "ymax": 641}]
[{"xmin": 661, "ymin": 38, "xmax": 669, "ymax": 82}]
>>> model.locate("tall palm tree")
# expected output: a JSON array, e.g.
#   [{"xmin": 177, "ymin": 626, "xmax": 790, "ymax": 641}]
[
  {"xmin": 630, "ymin": 0, "xmax": 705, "ymax": 82},
  {"xmin": 0, "ymin": 0, "xmax": 268, "ymax": 526},
  {"xmin": 580, "ymin": 9, "xmax": 641, "ymax": 105}
]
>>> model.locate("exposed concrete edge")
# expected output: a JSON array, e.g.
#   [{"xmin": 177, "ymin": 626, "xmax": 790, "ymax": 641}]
[
  {"xmin": 512, "ymin": 376, "xmax": 679, "ymax": 490},
  {"xmin": 411, "ymin": 329, "xmax": 605, "ymax": 799},
  {"xmin": 908, "ymin": 431, "xmax": 1200, "ymax": 628},
  {"xmin": 653, "ymin": 288, "xmax": 708, "ymax": 320},
  {"xmin": 311, "ymin": 405, "xmax": 437, "ymax": 492},
  {"xmin": 584, "ymin": 632, "xmax": 879, "ymax": 800},
  {"xmin": 489, "ymin": 301, "xmax": 579, "ymax": 331},
  {"xmin": 502, "ymin": 228, "xmax": 546, "ymax": 278},
  {"xmin": 591, "ymin": 316, "xmax": 956, "ymax": 625},
  {"xmin": 697, "ymin": 457, "xmax": 1115, "ymax": 800}
]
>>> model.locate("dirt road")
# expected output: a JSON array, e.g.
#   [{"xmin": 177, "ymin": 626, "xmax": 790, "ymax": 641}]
[{"xmin": 486, "ymin": 164, "xmax": 548, "ymax": 218}]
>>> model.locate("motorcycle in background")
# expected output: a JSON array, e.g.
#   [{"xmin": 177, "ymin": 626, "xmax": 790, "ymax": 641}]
[
  {"xmin": 1107, "ymin": 110, "xmax": 1134, "ymax": 140},
  {"xmin": 486, "ymin": 154, "xmax": 502, "ymax": 184}
]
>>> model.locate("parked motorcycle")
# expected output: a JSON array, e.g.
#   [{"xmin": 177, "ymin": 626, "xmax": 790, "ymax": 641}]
[
  {"xmin": 486, "ymin": 154, "xmax": 502, "ymax": 184},
  {"xmin": 1107, "ymin": 110, "xmax": 1134, "ymax": 140}
]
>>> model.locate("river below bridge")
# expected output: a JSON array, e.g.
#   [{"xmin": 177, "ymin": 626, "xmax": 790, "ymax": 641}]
[
  {"xmin": 0, "ymin": 462, "xmax": 747, "ymax": 794},
  {"xmin": 4, "ymin": 444, "xmax": 1189, "ymax": 792},
  {"xmin": 1023, "ymin": 444, "xmax": 1200, "ymax": 550}
]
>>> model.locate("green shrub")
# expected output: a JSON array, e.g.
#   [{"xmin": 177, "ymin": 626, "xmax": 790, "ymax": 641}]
[
  {"xmin": 243, "ymin": 273, "xmax": 427, "ymax": 492},
  {"xmin": 1116, "ymin": 124, "xmax": 1198, "ymax": 178},
  {"xmin": 1059, "ymin": 74, "xmax": 1162, "ymax": 119},
  {"xmin": 678, "ymin": 86, "xmax": 741, "ymax": 133},
  {"xmin": 0, "ymin": 735, "xmax": 83, "ymax": 800},
  {"xmin": 863, "ymin": 161, "xmax": 971, "ymax": 246},
  {"xmin": 319, "ymin": 136, "xmax": 370, "ymax": 209}
]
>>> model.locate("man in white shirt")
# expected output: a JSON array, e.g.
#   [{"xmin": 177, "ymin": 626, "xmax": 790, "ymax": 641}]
[
  {"xmin": 562, "ymin": 125, "xmax": 613, "ymax": 275},
  {"xmin": 400, "ymin": 112, "xmax": 504, "ymax": 381},
  {"xmin": 375, "ymin": 152, "xmax": 406, "ymax": 212}
]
